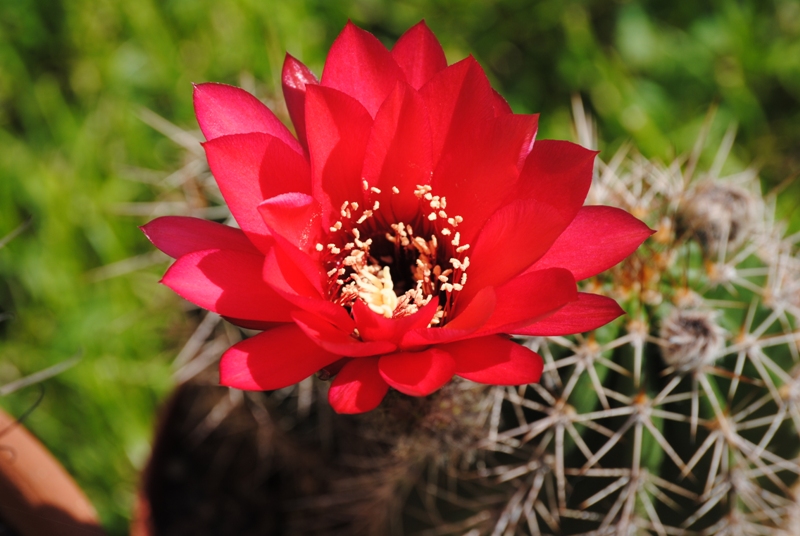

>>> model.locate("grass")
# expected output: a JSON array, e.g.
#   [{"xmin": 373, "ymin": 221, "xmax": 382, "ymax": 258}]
[{"xmin": 0, "ymin": 1, "xmax": 798, "ymax": 532}]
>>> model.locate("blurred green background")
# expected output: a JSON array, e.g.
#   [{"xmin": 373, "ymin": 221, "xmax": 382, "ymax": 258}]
[{"xmin": 0, "ymin": 0, "xmax": 798, "ymax": 532}]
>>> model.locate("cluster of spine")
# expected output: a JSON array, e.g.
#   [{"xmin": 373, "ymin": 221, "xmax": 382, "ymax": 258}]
[
  {"xmin": 142, "ymin": 100, "xmax": 800, "ymax": 535},
  {"xmin": 458, "ymin": 104, "xmax": 800, "ymax": 535}
]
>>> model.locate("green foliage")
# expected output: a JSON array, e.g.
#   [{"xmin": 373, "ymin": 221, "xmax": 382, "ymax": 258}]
[{"xmin": 0, "ymin": 0, "xmax": 798, "ymax": 533}]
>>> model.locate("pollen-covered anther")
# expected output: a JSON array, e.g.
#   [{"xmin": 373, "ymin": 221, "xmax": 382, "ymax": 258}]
[
  {"xmin": 414, "ymin": 184, "xmax": 432, "ymax": 199},
  {"xmin": 315, "ymin": 243, "xmax": 324, "ymax": 252},
  {"xmin": 413, "ymin": 237, "xmax": 431, "ymax": 255},
  {"xmin": 330, "ymin": 221, "xmax": 342, "ymax": 232},
  {"xmin": 428, "ymin": 308, "xmax": 445, "ymax": 326},
  {"xmin": 356, "ymin": 210, "xmax": 374, "ymax": 224},
  {"xmin": 391, "ymin": 186, "xmax": 400, "ymax": 194}
]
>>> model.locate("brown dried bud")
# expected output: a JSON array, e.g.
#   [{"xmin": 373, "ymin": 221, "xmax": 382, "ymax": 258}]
[
  {"xmin": 660, "ymin": 308, "xmax": 725, "ymax": 372},
  {"xmin": 678, "ymin": 181, "xmax": 757, "ymax": 256}
]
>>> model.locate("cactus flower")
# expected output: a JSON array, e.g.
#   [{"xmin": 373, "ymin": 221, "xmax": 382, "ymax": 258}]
[{"xmin": 142, "ymin": 22, "xmax": 652, "ymax": 413}]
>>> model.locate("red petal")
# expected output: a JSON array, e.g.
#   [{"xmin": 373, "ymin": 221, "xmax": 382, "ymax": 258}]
[
  {"xmin": 193, "ymin": 83, "xmax": 301, "ymax": 153},
  {"xmin": 391, "ymin": 21, "xmax": 447, "ymax": 90},
  {"xmin": 491, "ymin": 89, "xmax": 513, "ymax": 116},
  {"xmin": 304, "ymin": 85, "xmax": 372, "ymax": 220},
  {"xmin": 378, "ymin": 348, "xmax": 455, "ymax": 396},
  {"xmin": 282, "ymin": 54, "xmax": 318, "ymax": 153},
  {"xmin": 530, "ymin": 206, "xmax": 654, "ymax": 281},
  {"xmin": 292, "ymin": 310, "xmax": 396, "ymax": 357},
  {"xmin": 479, "ymin": 268, "xmax": 577, "ymax": 334},
  {"xmin": 400, "ymin": 287, "xmax": 495, "ymax": 348},
  {"xmin": 257, "ymin": 192, "xmax": 323, "ymax": 252},
  {"xmin": 513, "ymin": 293, "xmax": 625, "ymax": 336},
  {"xmin": 436, "ymin": 112, "xmax": 539, "ymax": 243},
  {"xmin": 262, "ymin": 247, "xmax": 354, "ymax": 332},
  {"xmin": 420, "ymin": 57, "xmax": 539, "ymax": 241},
  {"xmin": 511, "ymin": 139, "xmax": 596, "ymax": 219},
  {"xmin": 328, "ymin": 358, "xmax": 389, "ymax": 414},
  {"xmin": 220, "ymin": 324, "xmax": 339, "ymax": 390},
  {"xmin": 321, "ymin": 21, "xmax": 405, "ymax": 117},
  {"xmin": 460, "ymin": 197, "xmax": 567, "ymax": 305},
  {"xmin": 361, "ymin": 82, "xmax": 433, "ymax": 224},
  {"xmin": 445, "ymin": 336, "xmax": 543, "ymax": 385},
  {"xmin": 352, "ymin": 299, "xmax": 439, "ymax": 345},
  {"xmin": 421, "ymin": 57, "xmax": 494, "ymax": 167},
  {"xmin": 203, "ymin": 133, "xmax": 311, "ymax": 253},
  {"xmin": 459, "ymin": 141, "xmax": 596, "ymax": 301},
  {"xmin": 162, "ymin": 248, "xmax": 294, "ymax": 323},
  {"xmin": 141, "ymin": 216, "xmax": 258, "ymax": 259}
]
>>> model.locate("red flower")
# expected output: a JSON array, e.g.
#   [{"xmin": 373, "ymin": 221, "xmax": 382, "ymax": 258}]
[{"xmin": 143, "ymin": 22, "xmax": 652, "ymax": 414}]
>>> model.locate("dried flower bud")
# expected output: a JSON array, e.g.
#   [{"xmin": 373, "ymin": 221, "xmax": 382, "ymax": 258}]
[
  {"xmin": 678, "ymin": 181, "xmax": 756, "ymax": 256},
  {"xmin": 660, "ymin": 308, "xmax": 725, "ymax": 372}
]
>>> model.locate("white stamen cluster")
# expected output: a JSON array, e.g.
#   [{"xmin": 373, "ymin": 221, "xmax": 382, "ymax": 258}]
[{"xmin": 312, "ymin": 184, "xmax": 471, "ymax": 323}]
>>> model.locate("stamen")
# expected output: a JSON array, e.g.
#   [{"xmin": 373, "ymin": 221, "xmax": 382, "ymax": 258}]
[
  {"xmin": 321, "ymin": 183, "xmax": 467, "ymax": 327},
  {"xmin": 413, "ymin": 237, "xmax": 431, "ymax": 255},
  {"xmin": 356, "ymin": 210, "xmax": 373, "ymax": 224}
]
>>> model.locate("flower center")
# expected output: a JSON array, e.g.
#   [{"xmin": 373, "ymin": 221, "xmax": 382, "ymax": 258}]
[{"xmin": 314, "ymin": 184, "xmax": 470, "ymax": 325}]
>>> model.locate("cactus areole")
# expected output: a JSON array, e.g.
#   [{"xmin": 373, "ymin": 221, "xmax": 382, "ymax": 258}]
[{"xmin": 142, "ymin": 22, "xmax": 651, "ymax": 413}]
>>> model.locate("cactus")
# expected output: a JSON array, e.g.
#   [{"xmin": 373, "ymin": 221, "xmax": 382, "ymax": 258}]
[{"xmin": 139, "ymin": 87, "xmax": 800, "ymax": 534}]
